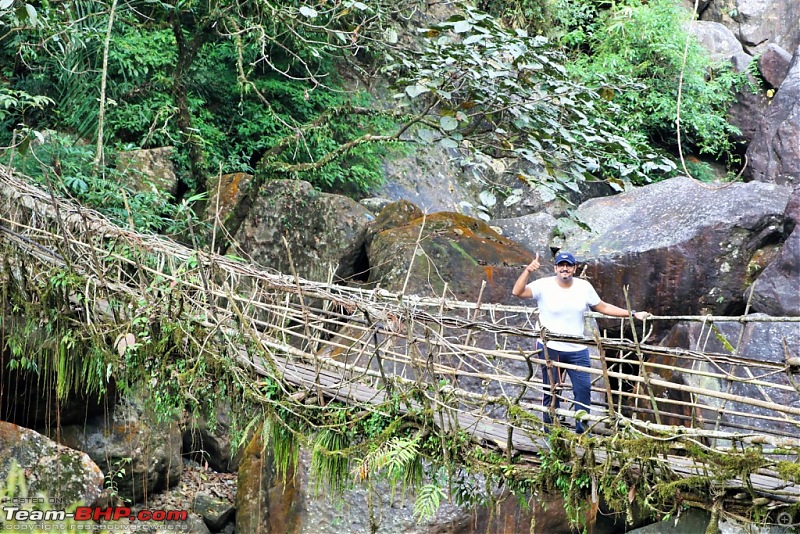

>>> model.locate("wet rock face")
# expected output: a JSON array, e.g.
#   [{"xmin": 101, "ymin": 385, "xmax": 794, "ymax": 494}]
[
  {"xmin": 235, "ymin": 429, "xmax": 299, "ymax": 534},
  {"xmin": 564, "ymin": 176, "xmax": 792, "ymax": 318},
  {"xmin": 0, "ymin": 421, "xmax": 104, "ymax": 506},
  {"xmin": 371, "ymin": 143, "xmax": 481, "ymax": 215},
  {"xmin": 749, "ymin": 226, "xmax": 800, "ymax": 316},
  {"xmin": 183, "ymin": 401, "xmax": 241, "ymax": 473},
  {"xmin": 59, "ymin": 399, "xmax": 182, "ymax": 504},
  {"xmin": 746, "ymin": 46, "xmax": 800, "ymax": 187}
]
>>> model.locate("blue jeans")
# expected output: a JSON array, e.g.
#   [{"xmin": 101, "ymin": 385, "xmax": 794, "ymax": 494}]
[{"xmin": 539, "ymin": 343, "xmax": 591, "ymax": 433}]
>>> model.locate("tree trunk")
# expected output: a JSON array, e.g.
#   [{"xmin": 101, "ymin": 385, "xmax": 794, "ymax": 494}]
[{"xmin": 170, "ymin": 15, "xmax": 211, "ymax": 198}]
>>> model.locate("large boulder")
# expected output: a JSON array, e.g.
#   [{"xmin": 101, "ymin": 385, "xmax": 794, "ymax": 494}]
[
  {"xmin": 745, "ymin": 46, "xmax": 800, "ymax": 186},
  {"xmin": 234, "ymin": 179, "xmax": 375, "ymax": 283},
  {"xmin": 749, "ymin": 226, "xmax": 800, "ymax": 316},
  {"xmin": 563, "ymin": 176, "xmax": 792, "ymax": 319},
  {"xmin": 367, "ymin": 211, "xmax": 537, "ymax": 302},
  {"xmin": 116, "ymin": 147, "xmax": 178, "ymax": 195},
  {"xmin": 726, "ymin": 52, "xmax": 770, "ymax": 146},
  {"xmin": 688, "ymin": 20, "xmax": 744, "ymax": 61},
  {"xmin": 700, "ymin": 0, "xmax": 800, "ymax": 55},
  {"xmin": 364, "ymin": 199, "xmax": 424, "ymax": 249},
  {"xmin": 491, "ymin": 212, "xmax": 559, "ymax": 255},
  {"xmin": 59, "ymin": 398, "xmax": 182, "ymax": 504},
  {"xmin": 758, "ymin": 43, "xmax": 794, "ymax": 88},
  {"xmin": 207, "ymin": 172, "xmax": 254, "ymax": 225},
  {"xmin": 0, "ymin": 421, "xmax": 104, "ymax": 506},
  {"xmin": 361, "ymin": 208, "xmax": 551, "ymax": 408}
]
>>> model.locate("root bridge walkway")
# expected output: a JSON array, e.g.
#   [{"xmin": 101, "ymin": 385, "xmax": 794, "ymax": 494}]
[{"xmin": 0, "ymin": 168, "xmax": 798, "ymax": 526}]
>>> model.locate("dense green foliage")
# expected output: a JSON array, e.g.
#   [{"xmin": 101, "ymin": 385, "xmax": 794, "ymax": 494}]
[
  {"xmin": 390, "ymin": 5, "xmax": 677, "ymax": 200},
  {"xmin": 0, "ymin": 132, "xmax": 196, "ymax": 234},
  {"xmin": 0, "ymin": 0, "xmax": 402, "ymax": 211},
  {"xmin": 565, "ymin": 0, "xmax": 742, "ymax": 161},
  {"xmin": 487, "ymin": 0, "xmax": 744, "ymax": 166},
  {"xmin": 0, "ymin": 0, "xmax": 744, "ymax": 229}
]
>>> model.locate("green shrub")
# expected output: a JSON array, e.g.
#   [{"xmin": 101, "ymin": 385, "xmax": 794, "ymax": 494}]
[
  {"xmin": 0, "ymin": 132, "xmax": 199, "ymax": 235},
  {"xmin": 564, "ymin": 0, "xmax": 743, "ymax": 162},
  {"xmin": 1, "ymin": 3, "xmax": 397, "ymax": 198}
]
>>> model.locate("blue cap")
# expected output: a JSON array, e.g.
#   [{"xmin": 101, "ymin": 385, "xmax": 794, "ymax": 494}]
[{"xmin": 554, "ymin": 252, "xmax": 576, "ymax": 265}]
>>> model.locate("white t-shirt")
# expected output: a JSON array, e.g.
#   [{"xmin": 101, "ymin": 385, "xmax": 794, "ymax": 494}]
[{"xmin": 526, "ymin": 277, "xmax": 601, "ymax": 352}]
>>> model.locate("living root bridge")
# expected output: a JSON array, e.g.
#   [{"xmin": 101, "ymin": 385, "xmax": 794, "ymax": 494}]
[{"xmin": 0, "ymin": 166, "xmax": 798, "ymax": 528}]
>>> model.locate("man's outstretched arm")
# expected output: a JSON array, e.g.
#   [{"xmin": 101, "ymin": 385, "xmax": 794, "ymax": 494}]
[{"xmin": 592, "ymin": 301, "xmax": 649, "ymax": 321}]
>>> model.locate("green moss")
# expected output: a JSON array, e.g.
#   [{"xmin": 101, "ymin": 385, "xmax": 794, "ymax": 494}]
[{"xmin": 776, "ymin": 461, "xmax": 800, "ymax": 483}]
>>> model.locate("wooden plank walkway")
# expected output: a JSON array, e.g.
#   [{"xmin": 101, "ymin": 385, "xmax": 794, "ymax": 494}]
[{"xmin": 239, "ymin": 351, "xmax": 800, "ymax": 505}]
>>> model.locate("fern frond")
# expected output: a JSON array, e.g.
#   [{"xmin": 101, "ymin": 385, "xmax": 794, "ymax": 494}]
[
  {"xmin": 413, "ymin": 483, "xmax": 445, "ymax": 523},
  {"xmin": 354, "ymin": 434, "xmax": 420, "ymax": 482}
]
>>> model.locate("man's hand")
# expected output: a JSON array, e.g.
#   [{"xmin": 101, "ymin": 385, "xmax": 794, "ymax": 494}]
[
  {"xmin": 632, "ymin": 311, "xmax": 651, "ymax": 321},
  {"xmin": 513, "ymin": 253, "xmax": 541, "ymax": 298},
  {"xmin": 525, "ymin": 253, "xmax": 541, "ymax": 273}
]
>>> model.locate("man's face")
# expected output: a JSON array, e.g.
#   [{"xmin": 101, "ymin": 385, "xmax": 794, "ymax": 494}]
[{"xmin": 554, "ymin": 261, "xmax": 576, "ymax": 281}]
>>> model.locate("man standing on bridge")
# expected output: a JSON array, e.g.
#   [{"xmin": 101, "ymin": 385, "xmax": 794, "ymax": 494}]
[{"xmin": 512, "ymin": 251, "xmax": 650, "ymax": 434}]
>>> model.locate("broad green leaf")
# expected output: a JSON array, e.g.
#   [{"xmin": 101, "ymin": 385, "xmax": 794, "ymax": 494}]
[
  {"xmin": 439, "ymin": 137, "xmax": 458, "ymax": 149},
  {"xmin": 538, "ymin": 185, "xmax": 556, "ymax": 203},
  {"xmin": 439, "ymin": 116, "xmax": 458, "ymax": 131},
  {"xmin": 299, "ymin": 6, "xmax": 318, "ymax": 18},
  {"xmin": 25, "ymin": 3, "xmax": 37, "ymax": 25},
  {"xmin": 504, "ymin": 189, "xmax": 524, "ymax": 207},
  {"xmin": 17, "ymin": 136, "xmax": 30, "ymax": 157},
  {"xmin": 479, "ymin": 190, "xmax": 497, "ymax": 208},
  {"xmin": 405, "ymin": 85, "xmax": 428, "ymax": 98},
  {"xmin": 417, "ymin": 128, "xmax": 435, "ymax": 143},
  {"xmin": 463, "ymin": 34, "xmax": 485, "ymax": 45},
  {"xmin": 453, "ymin": 20, "xmax": 472, "ymax": 33}
]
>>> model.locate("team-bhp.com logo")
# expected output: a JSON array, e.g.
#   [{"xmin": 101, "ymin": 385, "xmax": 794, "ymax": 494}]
[{"xmin": 3, "ymin": 505, "xmax": 188, "ymax": 530}]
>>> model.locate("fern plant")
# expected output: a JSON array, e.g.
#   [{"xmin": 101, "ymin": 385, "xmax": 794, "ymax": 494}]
[
  {"xmin": 413, "ymin": 483, "xmax": 447, "ymax": 523},
  {"xmin": 355, "ymin": 435, "xmax": 423, "ymax": 493}
]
